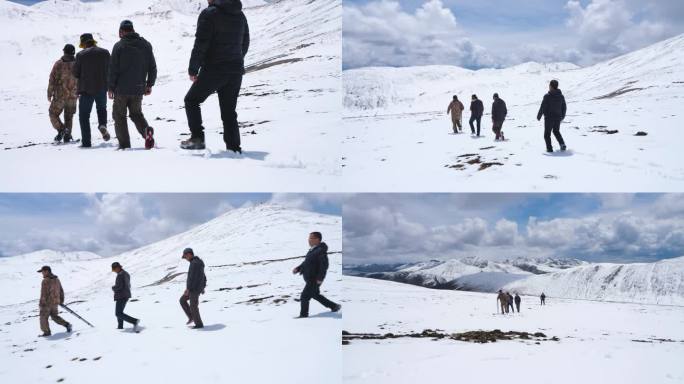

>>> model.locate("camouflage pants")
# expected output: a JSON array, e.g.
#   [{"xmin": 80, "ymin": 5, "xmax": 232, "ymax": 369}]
[
  {"xmin": 49, "ymin": 98, "xmax": 77, "ymax": 132},
  {"xmin": 39, "ymin": 305, "xmax": 69, "ymax": 333},
  {"xmin": 112, "ymin": 95, "xmax": 149, "ymax": 148},
  {"xmin": 451, "ymin": 114, "xmax": 462, "ymax": 132}
]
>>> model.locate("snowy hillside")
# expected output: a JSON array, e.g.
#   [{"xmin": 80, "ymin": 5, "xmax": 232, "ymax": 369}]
[
  {"xmin": 342, "ymin": 276, "xmax": 684, "ymax": 384},
  {"xmin": 505, "ymin": 256, "xmax": 684, "ymax": 305},
  {"xmin": 0, "ymin": 204, "xmax": 342, "ymax": 384},
  {"xmin": 0, "ymin": 0, "xmax": 341, "ymax": 192},
  {"xmin": 341, "ymin": 34, "xmax": 684, "ymax": 192}
]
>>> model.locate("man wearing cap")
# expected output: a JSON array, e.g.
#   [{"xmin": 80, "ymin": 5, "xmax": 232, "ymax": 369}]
[
  {"xmin": 180, "ymin": 248, "xmax": 206, "ymax": 329},
  {"xmin": 491, "ymin": 93, "xmax": 508, "ymax": 141},
  {"xmin": 73, "ymin": 33, "xmax": 111, "ymax": 147},
  {"xmin": 292, "ymin": 232, "xmax": 341, "ymax": 318},
  {"xmin": 180, "ymin": 0, "xmax": 250, "ymax": 152},
  {"xmin": 111, "ymin": 262, "xmax": 140, "ymax": 331},
  {"xmin": 47, "ymin": 44, "xmax": 78, "ymax": 143},
  {"xmin": 108, "ymin": 20, "xmax": 157, "ymax": 150},
  {"xmin": 37, "ymin": 266, "xmax": 72, "ymax": 337}
]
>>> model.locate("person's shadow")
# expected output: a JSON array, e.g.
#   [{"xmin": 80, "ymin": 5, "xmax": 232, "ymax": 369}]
[
  {"xmin": 308, "ymin": 311, "xmax": 342, "ymax": 320},
  {"xmin": 197, "ymin": 323, "xmax": 226, "ymax": 331},
  {"xmin": 544, "ymin": 150, "xmax": 574, "ymax": 157},
  {"xmin": 46, "ymin": 332, "xmax": 72, "ymax": 340},
  {"xmin": 192, "ymin": 151, "xmax": 269, "ymax": 161}
]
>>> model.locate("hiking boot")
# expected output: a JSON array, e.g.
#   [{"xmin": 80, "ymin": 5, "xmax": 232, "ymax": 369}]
[
  {"xmin": 180, "ymin": 137, "xmax": 205, "ymax": 150},
  {"xmin": 226, "ymin": 144, "xmax": 242, "ymax": 154},
  {"xmin": 501, "ymin": 132, "xmax": 505, "ymax": 140},
  {"xmin": 66, "ymin": 323, "xmax": 72, "ymax": 333},
  {"xmin": 79, "ymin": 144, "xmax": 91, "ymax": 148},
  {"xmin": 560, "ymin": 145, "xmax": 567, "ymax": 151},
  {"xmin": 38, "ymin": 332, "xmax": 51, "ymax": 337},
  {"xmin": 144, "ymin": 127, "xmax": 155, "ymax": 149},
  {"xmin": 98, "ymin": 125, "xmax": 110, "ymax": 141},
  {"xmin": 63, "ymin": 133, "xmax": 73, "ymax": 143},
  {"xmin": 331, "ymin": 304, "xmax": 342, "ymax": 313},
  {"xmin": 54, "ymin": 129, "xmax": 65, "ymax": 142},
  {"xmin": 295, "ymin": 315, "xmax": 308, "ymax": 319},
  {"xmin": 192, "ymin": 325, "xmax": 204, "ymax": 329},
  {"xmin": 133, "ymin": 319, "xmax": 141, "ymax": 332},
  {"xmin": 547, "ymin": 148, "xmax": 553, "ymax": 153}
]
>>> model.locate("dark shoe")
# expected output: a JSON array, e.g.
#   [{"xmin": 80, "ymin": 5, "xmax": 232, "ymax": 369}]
[
  {"xmin": 560, "ymin": 145, "xmax": 567, "ymax": 151},
  {"xmin": 331, "ymin": 304, "xmax": 342, "ymax": 313},
  {"xmin": 296, "ymin": 315, "xmax": 308, "ymax": 319},
  {"xmin": 63, "ymin": 133, "xmax": 72, "ymax": 143},
  {"xmin": 66, "ymin": 323, "xmax": 72, "ymax": 333},
  {"xmin": 133, "ymin": 319, "xmax": 141, "ymax": 332},
  {"xmin": 192, "ymin": 325, "xmax": 204, "ymax": 329},
  {"xmin": 226, "ymin": 144, "xmax": 242, "ymax": 154},
  {"xmin": 38, "ymin": 332, "xmax": 51, "ymax": 337},
  {"xmin": 79, "ymin": 144, "xmax": 91, "ymax": 148},
  {"xmin": 99, "ymin": 125, "xmax": 110, "ymax": 141},
  {"xmin": 117, "ymin": 326, "xmax": 124, "ymax": 330},
  {"xmin": 501, "ymin": 133, "xmax": 505, "ymax": 140},
  {"xmin": 547, "ymin": 149, "xmax": 553, "ymax": 153},
  {"xmin": 180, "ymin": 137, "xmax": 206, "ymax": 150},
  {"xmin": 144, "ymin": 127, "xmax": 155, "ymax": 150},
  {"xmin": 54, "ymin": 129, "xmax": 65, "ymax": 142},
  {"xmin": 186, "ymin": 319, "xmax": 194, "ymax": 325}
]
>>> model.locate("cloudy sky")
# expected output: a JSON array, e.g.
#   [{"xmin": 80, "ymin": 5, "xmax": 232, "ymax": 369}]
[
  {"xmin": 343, "ymin": 194, "xmax": 684, "ymax": 265},
  {"xmin": 343, "ymin": 0, "xmax": 684, "ymax": 69},
  {"xmin": 0, "ymin": 194, "xmax": 342, "ymax": 258}
]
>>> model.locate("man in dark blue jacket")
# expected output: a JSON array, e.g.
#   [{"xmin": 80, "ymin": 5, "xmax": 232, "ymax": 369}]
[
  {"xmin": 111, "ymin": 262, "xmax": 140, "ymax": 331},
  {"xmin": 537, "ymin": 79, "xmax": 567, "ymax": 152},
  {"xmin": 491, "ymin": 93, "xmax": 507, "ymax": 141},
  {"xmin": 181, "ymin": 0, "xmax": 250, "ymax": 153},
  {"xmin": 180, "ymin": 248, "xmax": 206, "ymax": 328},
  {"xmin": 469, "ymin": 94, "xmax": 484, "ymax": 136},
  {"xmin": 292, "ymin": 232, "xmax": 341, "ymax": 318}
]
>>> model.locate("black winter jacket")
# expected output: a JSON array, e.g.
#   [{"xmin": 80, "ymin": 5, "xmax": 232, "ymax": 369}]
[
  {"xmin": 470, "ymin": 99, "xmax": 484, "ymax": 117},
  {"xmin": 187, "ymin": 256, "xmax": 207, "ymax": 294},
  {"xmin": 297, "ymin": 243, "xmax": 329, "ymax": 283},
  {"xmin": 491, "ymin": 98, "xmax": 508, "ymax": 122},
  {"xmin": 189, "ymin": 0, "xmax": 250, "ymax": 76},
  {"xmin": 109, "ymin": 33, "xmax": 157, "ymax": 95},
  {"xmin": 112, "ymin": 270, "xmax": 132, "ymax": 301},
  {"xmin": 537, "ymin": 89, "xmax": 567, "ymax": 121},
  {"xmin": 72, "ymin": 46, "xmax": 111, "ymax": 95}
]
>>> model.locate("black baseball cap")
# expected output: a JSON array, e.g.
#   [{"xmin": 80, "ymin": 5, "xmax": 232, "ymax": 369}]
[
  {"xmin": 111, "ymin": 262, "xmax": 122, "ymax": 269},
  {"xmin": 120, "ymin": 20, "xmax": 134, "ymax": 31},
  {"xmin": 37, "ymin": 265, "xmax": 51, "ymax": 273},
  {"xmin": 182, "ymin": 248, "xmax": 194, "ymax": 258},
  {"xmin": 63, "ymin": 44, "xmax": 75, "ymax": 55}
]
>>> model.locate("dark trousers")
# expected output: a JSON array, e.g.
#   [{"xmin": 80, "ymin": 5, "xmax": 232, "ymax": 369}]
[
  {"xmin": 180, "ymin": 292, "xmax": 203, "ymax": 327},
  {"xmin": 184, "ymin": 71, "xmax": 243, "ymax": 148},
  {"xmin": 492, "ymin": 120, "xmax": 504, "ymax": 140},
  {"xmin": 515, "ymin": 302, "xmax": 520, "ymax": 313},
  {"xmin": 78, "ymin": 91, "xmax": 107, "ymax": 146},
  {"xmin": 300, "ymin": 281, "xmax": 337, "ymax": 317},
  {"xmin": 469, "ymin": 115, "xmax": 481, "ymax": 135},
  {"xmin": 113, "ymin": 95, "xmax": 149, "ymax": 148},
  {"xmin": 115, "ymin": 299, "xmax": 138, "ymax": 328},
  {"xmin": 544, "ymin": 118, "xmax": 565, "ymax": 151}
]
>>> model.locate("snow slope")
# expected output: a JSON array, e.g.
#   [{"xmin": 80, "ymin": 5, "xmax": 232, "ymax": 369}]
[
  {"xmin": 504, "ymin": 256, "xmax": 684, "ymax": 305},
  {"xmin": 341, "ymin": 34, "xmax": 684, "ymax": 192},
  {"xmin": 342, "ymin": 276, "xmax": 684, "ymax": 384},
  {"xmin": 0, "ymin": 0, "xmax": 341, "ymax": 192},
  {"xmin": 0, "ymin": 204, "xmax": 342, "ymax": 384}
]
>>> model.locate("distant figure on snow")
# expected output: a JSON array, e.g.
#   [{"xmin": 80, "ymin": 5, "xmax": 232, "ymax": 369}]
[
  {"xmin": 180, "ymin": 248, "xmax": 206, "ymax": 329},
  {"xmin": 292, "ymin": 232, "xmax": 341, "ymax": 318},
  {"xmin": 447, "ymin": 95, "xmax": 465, "ymax": 134},
  {"xmin": 491, "ymin": 93, "xmax": 507, "ymax": 141},
  {"xmin": 496, "ymin": 289, "xmax": 508, "ymax": 314},
  {"xmin": 514, "ymin": 293, "xmax": 521, "ymax": 313},
  {"xmin": 537, "ymin": 79, "xmax": 567, "ymax": 152},
  {"xmin": 73, "ymin": 33, "xmax": 111, "ymax": 147},
  {"xmin": 469, "ymin": 94, "xmax": 484, "ymax": 136},
  {"xmin": 47, "ymin": 44, "xmax": 78, "ymax": 143},
  {"xmin": 37, "ymin": 266, "xmax": 72, "ymax": 337},
  {"xmin": 108, "ymin": 20, "xmax": 157, "ymax": 150},
  {"xmin": 540, "ymin": 292, "xmax": 546, "ymax": 305},
  {"xmin": 507, "ymin": 292, "xmax": 515, "ymax": 313},
  {"xmin": 111, "ymin": 262, "xmax": 140, "ymax": 331},
  {"xmin": 181, "ymin": 0, "xmax": 250, "ymax": 152}
]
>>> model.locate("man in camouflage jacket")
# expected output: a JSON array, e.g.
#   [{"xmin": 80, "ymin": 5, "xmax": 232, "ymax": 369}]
[
  {"xmin": 37, "ymin": 266, "xmax": 72, "ymax": 337},
  {"xmin": 48, "ymin": 44, "xmax": 78, "ymax": 143}
]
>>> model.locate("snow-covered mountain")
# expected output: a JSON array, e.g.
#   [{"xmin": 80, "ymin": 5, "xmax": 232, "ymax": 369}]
[
  {"xmin": 0, "ymin": 204, "xmax": 342, "ymax": 383},
  {"xmin": 345, "ymin": 255, "xmax": 684, "ymax": 305},
  {"xmin": 504, "ymin": 256, "xmax": 684, "ymax": 305},
  {"xmin": 0, "ymin": 0, "xmax": 341, "ymax": 192},
  {"xmin": 341, "ymin": 34, "xmax": 684, "ymax": 192}
]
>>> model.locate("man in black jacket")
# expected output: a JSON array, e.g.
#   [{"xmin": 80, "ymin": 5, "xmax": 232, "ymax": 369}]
[
  {"xmin": 73, "ymin": 33, "xmax": 111, "ymax": 147},
  {"xmin": 491, "ymin": 93, "xmax": 507, "ymax": 141},
  {"xmin": 109, "ymin": 20, "xmax": 157, "ymax": 150},
  {"xmin": 111, "ymin": 262, "xmax": 140, "ymax": 331},
  {"xmin": 537, "ymin": 79, "xmax": 567, "ymax": 152},
  {"xmin": 180, "ymin": 248, "xmax": 206, "ymax": 329},
  {"xmin": 469, "ymin": 94, "xmax": 484, "ymax": 136},
  {"xmin": 181, "ymin": 0, "xmax": 250, "ymax": 153},
  {"xmin": 292, "ymin": 232, "xmax": 341, "ymax": 318}
]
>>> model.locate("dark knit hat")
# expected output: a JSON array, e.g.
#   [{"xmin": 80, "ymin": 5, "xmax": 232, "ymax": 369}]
[
  {"xmin": 120, "ymin": 20, "xmax": 134, "ymax": 31},
  {"xmin": 63, "ymin": 44, "xmax": 75, "ymax": 55}
]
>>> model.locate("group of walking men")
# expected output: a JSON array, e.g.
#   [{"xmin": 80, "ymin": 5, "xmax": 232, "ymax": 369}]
[
  {"xmin": 495, "ymin": 289, "xmax": 548, "ymax": 315},
  {"xmin": 47, "ymin": 0, "xmax": 249, "ymax": 153},
  {"xmin": 447, "ymin": 80, "xmax": 568, "ymax": 152},
  {"xmin": 36, "ymin": 231, "xmax": 339, "ymax": 336}
]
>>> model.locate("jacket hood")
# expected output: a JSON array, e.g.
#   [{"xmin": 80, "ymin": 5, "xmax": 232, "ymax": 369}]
[
  {"xmin": 191, "ymin": 256, "xmax": 204, "ymax": 267},
  {"xmin": 214, "ymin": 0, "xmax": 243, "ymax": 13},
  {"xmin": 61, "ymin": 55, "xmax": 75, "ymax": 62},
  {"xmin": 315, "ymin": 242, "xmax": 328, "ymax": 252},
  {"xmin": 548, "ymin": 88, "xmax": 563, "ymax": 96}
]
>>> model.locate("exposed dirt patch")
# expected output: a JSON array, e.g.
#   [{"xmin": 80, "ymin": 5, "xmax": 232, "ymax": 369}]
[
  {"xmin": 216, "ymin": 283, "xmax": 268, "ymax": 292},
  {"xmin": 342, "ymin": 329, "xmax": 558, "ymax": 345},
  {"xmin": 635, "ymin": 131, "xmax": 648, "ymax": 136},
  {"xmin": 236, "ymin": 295, "xmax": 274, "ymax": 305},
  {"xmin": 209, "ymin": 251, "xmax": 342, "ymax": 269},
  {"xmin": 479, "ymin": 162, "xmax": 503, "ymax": 171},
  {"xmin": 591, "ymin": 128, "xmax": 619, "ymax": 134},
  {"xmin": 593, "ymin": 86, "xmax": 646, "ymax": 100},
  {"xmin": 142, "ymin": 272, "xmax": 186, "ymax": 287}
]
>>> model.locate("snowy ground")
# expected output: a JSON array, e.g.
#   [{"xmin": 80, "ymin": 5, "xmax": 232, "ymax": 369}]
[
  {"xmin": 342, "ymin": 276, "xmax": 684, "ymax": 384},
  {"xmin": 341, "ymin": 35, "xmax": 684, "ymax": 192},
  {"xmin": 0, "ymin": 205, "xmax": 342, "ymax": 383},
  {"xmin": 0, "ymin": 0, "xmax": 341, "ymax": 192}
]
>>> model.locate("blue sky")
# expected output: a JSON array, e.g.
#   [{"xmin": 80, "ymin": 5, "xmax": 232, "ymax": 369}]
[
  {"xmin": 0, "ymin": 194, "xmax": 342, "ymax": 257},
  {"xmin": 343, "ymin": 0, "xmax": 684, "ymax": 69},
  {"xmin": 343, "ymin": 194, "xmax": 684, "ymax": 265}
]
